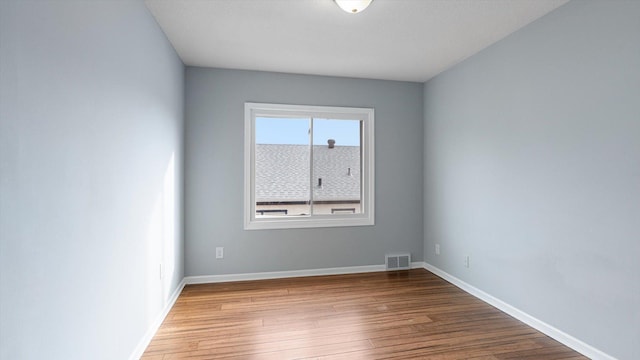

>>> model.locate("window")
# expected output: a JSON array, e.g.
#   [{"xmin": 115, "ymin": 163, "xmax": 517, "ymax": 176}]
[{"xmin": 244, "ymin": 103, "xmax": 374, "ymax": 230}]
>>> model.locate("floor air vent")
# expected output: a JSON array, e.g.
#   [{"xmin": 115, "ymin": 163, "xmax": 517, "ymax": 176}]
[{"xmin": 385, "ymin": 253, "xmax": 411, "ymax": 270}]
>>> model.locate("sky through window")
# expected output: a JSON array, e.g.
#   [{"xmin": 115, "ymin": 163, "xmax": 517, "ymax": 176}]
[{"xmin": 255, "ymin": 117, "xmax": 360, "ymax": 146}]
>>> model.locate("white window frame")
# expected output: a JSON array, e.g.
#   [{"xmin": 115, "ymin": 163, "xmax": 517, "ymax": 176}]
[{"xmin": 244, "ymin": 102, "xmax": 375, "ymax": 230}]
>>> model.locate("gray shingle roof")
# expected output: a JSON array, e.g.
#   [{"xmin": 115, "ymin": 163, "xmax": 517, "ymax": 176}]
[{"xmin": 255, "ymin": 144, "xmax": 360, "ymax": 202}]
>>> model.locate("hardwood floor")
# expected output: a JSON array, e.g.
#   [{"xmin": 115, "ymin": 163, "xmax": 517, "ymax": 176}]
[{"xmin": 142, "ymin": 269, "xmax": 587, "ymax": 359}]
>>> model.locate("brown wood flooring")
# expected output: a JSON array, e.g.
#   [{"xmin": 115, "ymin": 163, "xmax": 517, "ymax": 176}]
[{"xmin": 142, "ymin": 269, "xmax": 587, "ymax": 359}]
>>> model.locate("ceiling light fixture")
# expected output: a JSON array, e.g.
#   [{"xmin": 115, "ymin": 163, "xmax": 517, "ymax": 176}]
[{"xmin": 334, "ymin": 0, "xmax": 373, "ymax": 14}]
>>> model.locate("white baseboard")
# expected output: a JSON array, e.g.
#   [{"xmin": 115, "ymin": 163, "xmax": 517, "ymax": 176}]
[
  {"xmin": 185, "ymin": 264, "xmax": 383, "ymax": 284},
  {"xmin": 129, "ymin": 279, "xmax": 186, "ymax": 360},
  {"xmin": 184, "ymin": 262, "xmax": 425, "ymax": 285},
  {"xmin": 422, "ymin": 262, "xmax": 616, "ymax": 360}
]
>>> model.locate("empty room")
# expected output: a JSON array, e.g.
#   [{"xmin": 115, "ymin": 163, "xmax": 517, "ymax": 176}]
[{"xmin": 0, "ymin": 0, "xmax": 638, "ymax": 359}]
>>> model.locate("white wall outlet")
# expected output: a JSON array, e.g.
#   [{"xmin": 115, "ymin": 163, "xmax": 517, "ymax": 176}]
[
  {"xmin": 464, "ymin": 255, "xmax": 470, "ymax": 268},
  {"xmin": 159, "ymin": 263, "xmax": 163, "ymax": 279},
  {"xmin": 435, "ymin": 244, "xmax": 440, "ymax": 255},
  {"xmin": 216, "ymin": 247, "xmax": 224, "ymax": 259}
]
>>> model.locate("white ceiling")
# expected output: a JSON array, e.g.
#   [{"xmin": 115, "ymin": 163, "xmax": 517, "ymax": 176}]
[{"xmin": 145, "ymin": 0, "xmax": 569, "ymax": 83}]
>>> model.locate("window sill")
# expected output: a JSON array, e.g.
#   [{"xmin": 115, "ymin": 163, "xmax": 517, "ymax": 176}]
[{"xmin": 244, "ymin": 215, "xmax": 374, "ymax": 230}]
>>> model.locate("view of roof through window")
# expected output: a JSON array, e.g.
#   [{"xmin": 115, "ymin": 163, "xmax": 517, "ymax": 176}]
[{"xmin": 255, "ymin": 117, "xmax": 361, "ymax": 216}]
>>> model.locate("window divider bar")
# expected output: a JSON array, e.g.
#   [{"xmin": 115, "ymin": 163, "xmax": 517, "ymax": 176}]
[{"xmin": 309, "ymin": 117, "xmax": 314, "ymax": 215}]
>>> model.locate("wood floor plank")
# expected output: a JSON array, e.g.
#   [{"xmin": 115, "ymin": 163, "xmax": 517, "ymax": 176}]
[{"xmin": 141, "ymin": 269, "xmax": 587, "ymax": 359}]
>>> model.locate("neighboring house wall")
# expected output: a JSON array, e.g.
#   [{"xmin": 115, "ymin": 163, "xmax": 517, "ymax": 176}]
[
  {"xmin": 0, "ymin": 1, "xmax": 184, "ymax": 359},
  {"xmin": 423, "ymin": 1, "xmax": 640, "ymax": 359},
  {"xmin": 185, "ymin": 68, "xmax": 423, "ymax": 276},
  {"xmin": 255, "ymin": 204, "xmax": 361, "ymax": 216}
]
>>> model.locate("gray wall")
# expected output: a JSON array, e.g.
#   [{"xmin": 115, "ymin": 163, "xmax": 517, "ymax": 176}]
[
  {"xmin": 185, "ymin": 68, "xmax": 423, "ymax": 276},
  {"xmin": 0, "ymin": 1, "xmax": 184, "ymax": 359},
  {"xmin": 423, "ymin": 1, "xmax": 639, "ymax": 359}
]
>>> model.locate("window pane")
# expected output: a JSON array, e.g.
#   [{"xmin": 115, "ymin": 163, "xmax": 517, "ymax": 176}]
[
  {"xmin": 255, "ymin": 117, "xmax": 311, "ymax": 217},
  {"xmin": 312, "ymin": 118, "xmax": 362, "ymax": 215}
]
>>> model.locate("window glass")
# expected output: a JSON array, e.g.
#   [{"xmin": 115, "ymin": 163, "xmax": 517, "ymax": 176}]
[
  {"xmin": 255, "ymin": 117, "xmax": 311, "ymax": 217},
  {"xmin": 312, "ymin": 118, "xmax": 361, "ymax": 215}
]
